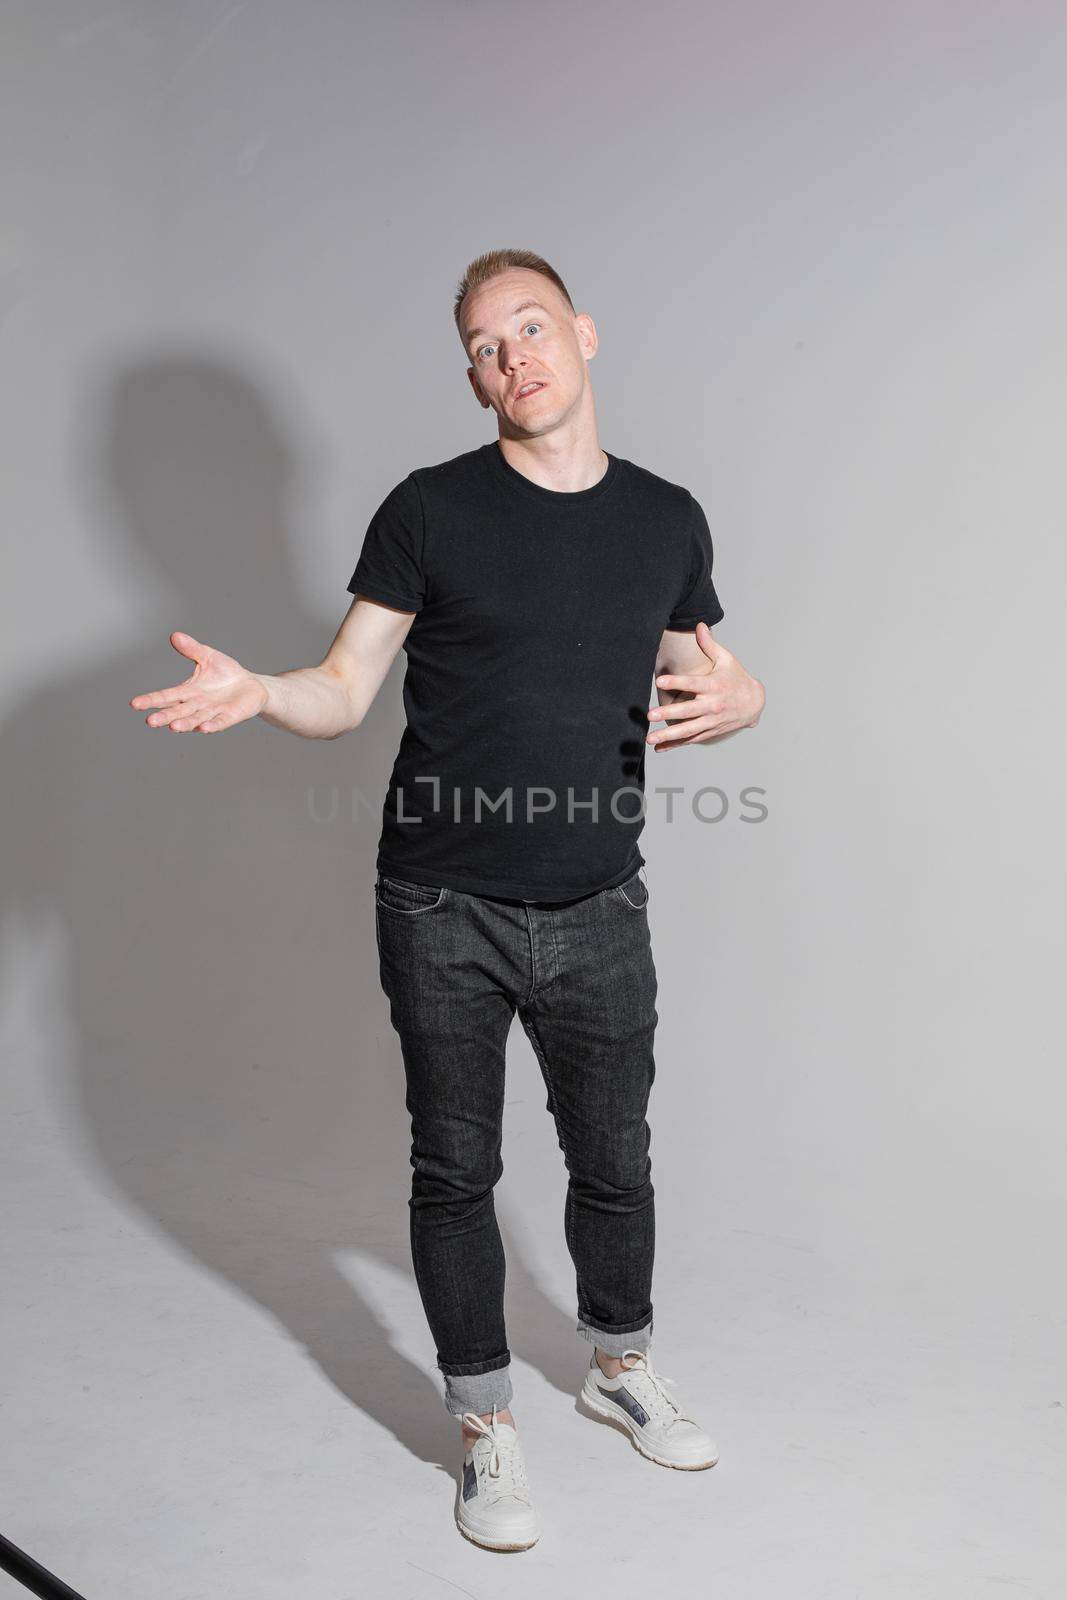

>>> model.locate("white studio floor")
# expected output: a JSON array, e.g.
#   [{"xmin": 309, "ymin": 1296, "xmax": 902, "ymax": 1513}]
[{"xmin": 3, "ymin": 1023, "xmax": 1063, "ymax": 1600}]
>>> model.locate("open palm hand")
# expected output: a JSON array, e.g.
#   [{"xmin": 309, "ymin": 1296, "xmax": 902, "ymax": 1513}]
[{"xmin": 129, "ymin": 631, "xmax": 267, "ymax": 734}]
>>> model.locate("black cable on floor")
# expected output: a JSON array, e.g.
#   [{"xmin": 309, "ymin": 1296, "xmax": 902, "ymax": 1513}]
[{"xmin": 0, "ymin": 1531, "xmax": 89, "ymax": 1600}]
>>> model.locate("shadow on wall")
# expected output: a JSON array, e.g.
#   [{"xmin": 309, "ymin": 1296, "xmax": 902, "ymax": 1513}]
[{"xmin": 3, "ymin": 355, "xmax": 577, "ymax": 1472}]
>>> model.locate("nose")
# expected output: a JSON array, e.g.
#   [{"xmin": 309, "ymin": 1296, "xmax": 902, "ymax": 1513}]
[{"xmin": 499, "ymin": 340, "xmax": 527, "ymax": 373}]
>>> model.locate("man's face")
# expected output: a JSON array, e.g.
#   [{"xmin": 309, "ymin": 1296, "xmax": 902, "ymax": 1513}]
[{"xmin": 459, "ymin": 269, "xmax": 597, "ymax": 435}]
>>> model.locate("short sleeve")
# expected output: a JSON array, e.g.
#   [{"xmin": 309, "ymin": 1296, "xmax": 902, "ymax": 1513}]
[
  {"xmin": 347, "ymin": 474, "xmax": 426, "ymax": 613},
  {"xmin": 666, "ymin": 493, "xmax": 725, "ymax": 630}
]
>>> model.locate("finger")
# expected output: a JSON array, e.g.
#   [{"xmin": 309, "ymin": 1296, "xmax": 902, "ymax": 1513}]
[
  {"xmin": 131, "ymin": 683, "xmax": 196, "ymax": 710},
  {"xmin": 194, "ymin": 711, "xmax": 232, "ymax": 733},
  {"xmin": 654, "ymin": 673, "xmax": 716, "ymax": 693},
  {"xmin": 654, "ymin": 715, "xmax": 747, "ymax": 747},
  {"xmin": 147, "ymin": 700, "xmax": 205, "ymax": 729},
  {"xmin": 167, "ymin": 704, "xmax": 215, "ymax": 732},
  {"xmin": 696, "ymin": 622, "xmax": 729, "ymax": 658},
  {"xmin": 653, "ymin": 727, "xmax": 706, "ymax": 750},
  {"xmin": 648, "ymin": 696, "xmax": 720, "ymax": 722},
  {"xmin": 170, "ymin": 630, "xmax": 210, "ymax": 663},
  {"xmin": 648, "ymin": 714, "xmax": 717, "ymax": 746}
]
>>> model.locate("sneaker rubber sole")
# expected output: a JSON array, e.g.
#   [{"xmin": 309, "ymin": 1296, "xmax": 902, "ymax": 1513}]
[{"xmin": 456, "ymin": 1514, "xmax": 541, "ymax": 1552}]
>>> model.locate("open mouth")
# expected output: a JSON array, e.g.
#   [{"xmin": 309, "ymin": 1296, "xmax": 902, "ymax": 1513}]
[{"xmin": 515, "ymin": 382, "xmax": 548, "ymax": 400}]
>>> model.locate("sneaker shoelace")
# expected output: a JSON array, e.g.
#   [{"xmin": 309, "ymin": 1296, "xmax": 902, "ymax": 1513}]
[
  {"xmin": 461, "ymin": 1406, "xmax": 533, "ymax": 1505},
  {"xmin": 612, "ymin": 1348, "xmax": 700, "ymax": 1433}
]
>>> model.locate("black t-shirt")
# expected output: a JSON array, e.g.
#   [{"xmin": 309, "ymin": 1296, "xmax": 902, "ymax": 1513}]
[{"xmin": 347, "ymin": 440, "xmax": 724, "ymax": 902}]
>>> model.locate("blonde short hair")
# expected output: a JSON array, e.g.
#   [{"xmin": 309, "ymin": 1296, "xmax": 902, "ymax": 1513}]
[{"xmin": 453, "ymin": 248, "xmax": 575, "ymax": 339}]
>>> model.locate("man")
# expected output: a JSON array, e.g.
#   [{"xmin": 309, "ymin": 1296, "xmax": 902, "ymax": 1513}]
[{"xmin": 130, "ymin": 248, "xmax": 765, "ymax": 1552}]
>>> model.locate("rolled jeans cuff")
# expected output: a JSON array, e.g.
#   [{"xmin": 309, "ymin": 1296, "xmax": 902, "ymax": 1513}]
[
  {"xmin": 441, "ymin": 1362, "xmax": 513, "ymax": 1417},
  {"xmin": 575, "ymin": 1315, "xmax": 653, "ymax": 1357}
]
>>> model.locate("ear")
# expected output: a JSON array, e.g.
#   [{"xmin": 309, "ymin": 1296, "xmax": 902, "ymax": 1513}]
[
  {"xmin": 574, "ymin": 312, "xmax": 598, "ymax": 361},
  {"xmin": 465, "ymin": 366, "xmax": 491, "ymax": 409}
]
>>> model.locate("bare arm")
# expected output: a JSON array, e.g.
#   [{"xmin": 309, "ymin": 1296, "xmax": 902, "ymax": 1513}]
[
  {"xmin": 129, "ymin": 595, "xmax": 415, "ymax": 739},
  {"xmin": 258, "ymin": 596, "xmax": 415, "ymax": 738},
  {"xmin": 648, "ymin": 622, "xmax": 765, "ymax": 749}
]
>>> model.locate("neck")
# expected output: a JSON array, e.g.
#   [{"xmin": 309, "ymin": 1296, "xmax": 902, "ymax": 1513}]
[{"xmin": 495, "ymin": 433, "xmax": 609, "ymax": 494}]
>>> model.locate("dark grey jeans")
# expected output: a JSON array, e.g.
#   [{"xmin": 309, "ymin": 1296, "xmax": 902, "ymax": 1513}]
[{"xmin": 373, "ymin": 864, "xmax": 659, "ymax": 1416}]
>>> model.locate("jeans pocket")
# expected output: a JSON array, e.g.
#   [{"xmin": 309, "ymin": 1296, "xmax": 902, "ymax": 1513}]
[
  {"xmin": 375, "ymin": 875, "xmax": 447, "ymax": 915},
  {"xmin": 613, "ymin": 868, "xmax": 649, "ymax": 911}
]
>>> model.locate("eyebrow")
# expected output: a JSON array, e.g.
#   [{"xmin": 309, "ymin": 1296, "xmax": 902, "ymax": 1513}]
[{"xmin": 464, "ymin": 300, "xmax": 551, "ymax": 350}]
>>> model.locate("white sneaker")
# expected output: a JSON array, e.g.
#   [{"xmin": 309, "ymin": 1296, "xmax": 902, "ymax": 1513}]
[
  {"xmin": 579, "ymin": 1348, "xmax": 720, "ymax": 1470},
  {"xmin": 456, "ymin": 1407, "xmax": 541, "ymax": 1551}
]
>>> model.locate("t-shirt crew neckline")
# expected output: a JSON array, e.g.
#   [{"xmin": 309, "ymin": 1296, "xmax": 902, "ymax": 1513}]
[{"xmin": 484, "ymin": 439, "xmax": 623, "ymax": 504}]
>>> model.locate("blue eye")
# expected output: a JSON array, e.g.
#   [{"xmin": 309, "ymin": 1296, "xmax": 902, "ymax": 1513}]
[{"xmin": 474, "ymin": 324, "xmax": 540, "ymax": 361}]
